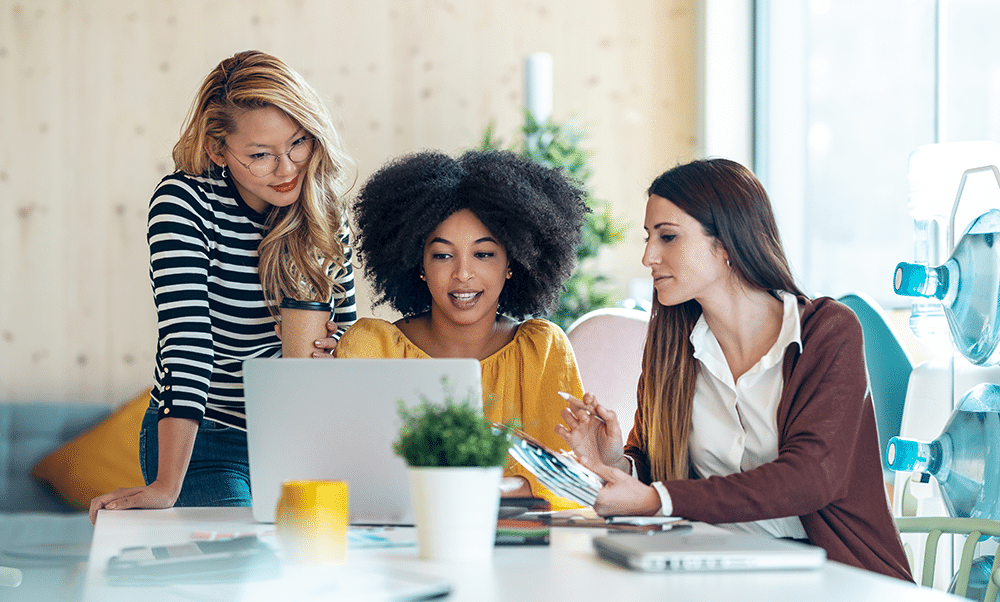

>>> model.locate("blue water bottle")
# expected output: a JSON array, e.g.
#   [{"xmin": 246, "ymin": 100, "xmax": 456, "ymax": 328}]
[
  {"xmin": 894, "ymin": 208, "xmax": 1000, "ymax": 366},
  {"xmin": 886, "ymin": 383, "xmax": 1000, "ymax": 519}
]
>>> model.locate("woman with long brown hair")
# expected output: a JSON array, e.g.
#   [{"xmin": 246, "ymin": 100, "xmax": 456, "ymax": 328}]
[
  {"xmin": 558, "ymin": 158, "xmax": 912, "ymax": 580},
  {"xmin": 90, "ymin": 51, "xmax": 355, "ymax": 522}
]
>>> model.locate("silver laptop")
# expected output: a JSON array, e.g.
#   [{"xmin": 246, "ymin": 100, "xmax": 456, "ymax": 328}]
[
  {"xmin": 242, "ymin": 357, "xmax": 482, "ymax": 524},
  {"xmin": 593, "ymin": 529, "xmax": 826, "ymax": 572}
]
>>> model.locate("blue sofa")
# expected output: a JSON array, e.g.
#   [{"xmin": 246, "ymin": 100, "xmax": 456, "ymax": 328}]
[{"xmin": 0, "ymin": 402, "xmax": 112, "ymax": 600}]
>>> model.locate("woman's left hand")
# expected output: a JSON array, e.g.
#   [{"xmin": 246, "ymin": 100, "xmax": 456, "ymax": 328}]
[
  {"xmin": 581, "ymin": 459, "xmax": 662, "ymax": 517},
  {"xmin": 273, "ymin": 320, "xmax": 340, "ymax": 358}
]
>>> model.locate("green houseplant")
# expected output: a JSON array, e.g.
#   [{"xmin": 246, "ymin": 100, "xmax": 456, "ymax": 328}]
[
  {"xmin": 393, "ymin": 397, "xmax": 511, "ymax": 468},
  {"xmin": 393, "ymin": 381, "xmax": 512, "ymax": 562},
  {"xmin": 479, "ymin": 111, "xmax": 628, "ymax": 330}
]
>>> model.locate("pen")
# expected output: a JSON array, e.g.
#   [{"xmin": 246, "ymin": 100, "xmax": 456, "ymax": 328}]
[{"xmin": 558, "ymin": 391, "xmax": 607, "ymax": 424}]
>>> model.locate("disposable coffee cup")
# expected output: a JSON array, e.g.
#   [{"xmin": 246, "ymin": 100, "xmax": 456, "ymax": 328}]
[
  {"xmin": 276, "ymin": 480, "xmax": 349, "ymax": 564},
  {"xmin": 279, "ymin": 298, "xmax": 332, "ymax": 358}
]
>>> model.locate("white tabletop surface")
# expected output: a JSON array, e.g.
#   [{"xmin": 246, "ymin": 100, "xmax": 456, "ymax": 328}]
[{"xmin": 81, "ymin": 507, "xmax": 959, "ymax": 602}]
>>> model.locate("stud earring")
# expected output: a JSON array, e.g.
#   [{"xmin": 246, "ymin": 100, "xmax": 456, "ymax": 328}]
[
  {"xmin": 419, "ymin": 271, "xmax": 426, "ymax": 281},
  {"xmin": 506, "ymin": 269, "xmax": 512, "ymax": 279}
]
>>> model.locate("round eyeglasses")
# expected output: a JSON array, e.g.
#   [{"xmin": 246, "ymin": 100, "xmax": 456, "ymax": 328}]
[{"xmin": 225, "ymin": 136, "xmax": 314, "ymax": 178}]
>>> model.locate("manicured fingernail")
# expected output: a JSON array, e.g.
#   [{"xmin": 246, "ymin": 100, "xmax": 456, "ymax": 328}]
[{"xmin": 557, "ymin": 391, "xmax": 571, "ymax": 400}]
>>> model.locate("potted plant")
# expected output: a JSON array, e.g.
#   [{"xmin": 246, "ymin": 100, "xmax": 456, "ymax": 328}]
[{"xmin": 393, "ymin": 381, "xmax": 512, "ymax": 562}]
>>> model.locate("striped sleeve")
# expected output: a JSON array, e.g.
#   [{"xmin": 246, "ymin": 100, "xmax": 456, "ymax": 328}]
[
  {"xmin": 148, "ymin": 178, "xmax": 216, "ymax": 422},
  {"xmin": 329, "ymin": 243, "xmax": 357, "ymax": 339}
]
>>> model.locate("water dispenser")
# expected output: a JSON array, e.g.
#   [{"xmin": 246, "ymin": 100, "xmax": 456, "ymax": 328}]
[{"xmin": 888, "ymin": 145, "xmax": 1000, "ymax": 598}]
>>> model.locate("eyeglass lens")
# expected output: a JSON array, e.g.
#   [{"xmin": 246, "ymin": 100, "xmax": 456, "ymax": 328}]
[{"xmin": 247, "ymin": 138, "xmax": 313, "ymax": 177}]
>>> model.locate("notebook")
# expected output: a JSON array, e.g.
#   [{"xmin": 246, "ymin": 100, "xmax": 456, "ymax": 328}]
[
  {"xmin": 242, "ymin": 357, "xmax": 483, "ymax": 524},
  {"xmin": 592, "ymin": 529, "xmax": 826, "ymax": 572}
]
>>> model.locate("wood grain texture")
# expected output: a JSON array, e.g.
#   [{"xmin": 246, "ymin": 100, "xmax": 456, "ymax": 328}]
[{"xmin": 0, "ymin": 0, "xmax": 696, "ymax": 403}]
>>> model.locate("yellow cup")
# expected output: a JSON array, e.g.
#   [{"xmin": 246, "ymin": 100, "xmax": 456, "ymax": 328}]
[{"xmin": 275, "ymin": 480, "xmax": 349, "ymax": 564}]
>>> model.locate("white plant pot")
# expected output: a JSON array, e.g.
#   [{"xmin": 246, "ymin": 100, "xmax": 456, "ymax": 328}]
[{"xmin": 407, "ymin": 466, "xmax": 502, "ymax": 562}]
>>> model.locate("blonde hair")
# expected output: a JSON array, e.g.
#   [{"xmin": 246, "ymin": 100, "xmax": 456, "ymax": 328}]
[
  {"xmin": 641, "ymin": 159, "xmax": 804, "ymax": 482},
  {"xmin": 172, "ymin": 50, "xmax": 354, "ymax": 314}
]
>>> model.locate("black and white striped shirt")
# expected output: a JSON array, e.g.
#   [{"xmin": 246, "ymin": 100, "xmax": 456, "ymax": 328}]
[{"xmin": 147, "ymin": 168, "xmax": 357, "ymax": 430}]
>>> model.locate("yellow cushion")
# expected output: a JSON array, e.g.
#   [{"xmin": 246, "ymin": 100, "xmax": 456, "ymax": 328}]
[{"xmin": 32, "ymin": 389, "xmax": 150, "ymax": 511}]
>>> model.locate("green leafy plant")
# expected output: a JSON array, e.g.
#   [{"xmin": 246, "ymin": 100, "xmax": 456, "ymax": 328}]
[
  {"xmin": 393, "ymin": 380, "xmax": 512, "ymax": 468},
  {"xmin": 479, "ymin": 110, "xmax": 628, "ymax": 330}
]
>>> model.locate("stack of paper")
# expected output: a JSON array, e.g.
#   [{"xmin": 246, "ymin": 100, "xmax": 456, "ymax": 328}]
[{"xmin": 502, "ymin": 427, "xmax": 605, "ymax": 507}]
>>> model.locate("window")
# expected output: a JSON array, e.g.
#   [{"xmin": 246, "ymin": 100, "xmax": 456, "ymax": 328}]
[{"xmin": 753, "ymin": 0, "xmax": 1000, "ymax": 308}]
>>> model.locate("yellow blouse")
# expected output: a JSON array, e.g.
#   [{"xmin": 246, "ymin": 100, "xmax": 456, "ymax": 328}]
[{"xmin": 335, "ymin": 317, "xmax": 585, "ymax": 510}]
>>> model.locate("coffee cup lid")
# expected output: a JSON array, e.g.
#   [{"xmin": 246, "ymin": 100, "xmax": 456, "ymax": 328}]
[{"xmin": 279, "ymin": 298, "xmax": 332, "ymax": 312}]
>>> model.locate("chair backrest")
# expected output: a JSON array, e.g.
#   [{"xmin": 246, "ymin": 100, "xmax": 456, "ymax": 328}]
[
  {"xmin": 566, "ymin": 308, "xmax": 650, "ymax": 440},
  {"xmin": 837, "ymin": 292, "xmax": 914, "ymax": 479},
  {"xmin": 896, "ymin": 516, "xmax": 1000, "ymax": 600}
]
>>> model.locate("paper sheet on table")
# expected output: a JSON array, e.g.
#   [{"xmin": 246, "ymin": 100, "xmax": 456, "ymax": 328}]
[{"xmin": 348, "ymin": 526, "xmax": 416, "ymax": 548}]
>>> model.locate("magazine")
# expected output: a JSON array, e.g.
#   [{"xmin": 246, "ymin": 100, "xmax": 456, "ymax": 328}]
[{"xmin": 500, "ymin": 426, "xmax": 605, "ymax": 507}]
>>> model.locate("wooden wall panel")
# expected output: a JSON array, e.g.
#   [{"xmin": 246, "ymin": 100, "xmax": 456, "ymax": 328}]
[{"xmin": 0, "ymin": 0, "xmax": 697, "ymax": 404}]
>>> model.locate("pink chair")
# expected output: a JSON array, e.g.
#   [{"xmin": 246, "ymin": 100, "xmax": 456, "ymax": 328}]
[{"xmin": 565, "ymin": 308, "xmax": 650, "ymax": 440}]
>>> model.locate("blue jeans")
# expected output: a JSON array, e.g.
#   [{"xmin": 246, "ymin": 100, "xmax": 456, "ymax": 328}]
[{"xmin": 139, "ymin": 406, "xmax": 252, "ymax": 507}]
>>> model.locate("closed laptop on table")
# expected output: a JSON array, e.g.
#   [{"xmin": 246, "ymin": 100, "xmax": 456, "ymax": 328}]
[
  {"xmin": 242, "ymin": 357, "xmax": 482, "ymax": 525},
  {"xmin": 593, "ymin": 528, "xmax": 826, "ymax": 572}
]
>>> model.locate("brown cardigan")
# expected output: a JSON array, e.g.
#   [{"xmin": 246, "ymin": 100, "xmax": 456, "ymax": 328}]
[{"xmin": 625, "ymin": 296, "xmax": 913, "ymax": 581}]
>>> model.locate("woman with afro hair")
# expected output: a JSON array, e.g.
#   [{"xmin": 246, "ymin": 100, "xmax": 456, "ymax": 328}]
[{"xmin": 336, "ymin": 149, "xmax": 589, "ymax": 510}]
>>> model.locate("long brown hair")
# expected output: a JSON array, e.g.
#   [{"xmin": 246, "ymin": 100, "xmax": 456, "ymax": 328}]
[
  {"xmin": 641, "ymin": 158, "xmax": 804, "ymax": 481},
  {"xmin": 172, "ymin": 50, "xmax": 354, "ymax": 314}
]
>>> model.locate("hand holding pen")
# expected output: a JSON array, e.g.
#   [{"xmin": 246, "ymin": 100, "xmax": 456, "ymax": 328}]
[
  {"xmin": 555, "ymin": 391, "xmax": 628, "ymax": 473},
  {"xmin": 558, "ymin": 391, "xmax": 608, "ymax": 424}
]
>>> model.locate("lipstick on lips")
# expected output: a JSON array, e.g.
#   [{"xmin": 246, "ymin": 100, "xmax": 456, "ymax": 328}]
[{"xmin": 269, "ymin": 175, "xmax": 299, "ymax": 194}]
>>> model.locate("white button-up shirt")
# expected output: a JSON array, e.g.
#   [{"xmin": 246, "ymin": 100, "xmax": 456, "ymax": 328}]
[{"xmin": 651, "ymin": 291, "xmax": 808, "ymax": 539}]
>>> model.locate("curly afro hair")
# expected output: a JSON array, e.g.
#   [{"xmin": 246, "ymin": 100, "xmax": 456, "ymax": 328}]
[{"xmin": 352, "ymin": 149, "xmax": 589, "ymax": 319}]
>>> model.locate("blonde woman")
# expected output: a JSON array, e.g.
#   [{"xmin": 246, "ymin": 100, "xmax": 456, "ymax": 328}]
[
  {"xmin": 90, "ymin": 51, "xmax": 355, "ymax": 523},
  {"xmin": 558, "ymin": 159, "xmax": 912, "ymax": 580}
]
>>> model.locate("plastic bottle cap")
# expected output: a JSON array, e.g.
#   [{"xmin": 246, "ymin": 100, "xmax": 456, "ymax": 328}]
[
  {"xmin": 894, "ymin": 263, "xmax": 929, "ymax": 297},
  {"xmin": 885, "ymin": 437, "xmax": 919, "ymax": 471}
]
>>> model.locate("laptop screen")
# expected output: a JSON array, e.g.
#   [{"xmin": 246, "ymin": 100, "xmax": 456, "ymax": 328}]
[{"xmin": 243, "ymin": 357, "xmax": 482, "ymax": 524}]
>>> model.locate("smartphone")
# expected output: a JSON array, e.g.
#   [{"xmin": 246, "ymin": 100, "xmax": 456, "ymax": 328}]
[{"xmin": 105, "ymin": 535, "xmax": 280, "ymax": 585}]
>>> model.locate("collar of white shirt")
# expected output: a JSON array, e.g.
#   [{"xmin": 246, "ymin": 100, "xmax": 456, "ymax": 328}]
[{"xmin": 689, "ymin": 290, "xmax": 803, "ymax": 389}]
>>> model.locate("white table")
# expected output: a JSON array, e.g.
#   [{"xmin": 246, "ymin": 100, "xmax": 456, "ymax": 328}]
[{"xmin": 81, "ymin": 507, "xmax": 959, "ymax": 602}]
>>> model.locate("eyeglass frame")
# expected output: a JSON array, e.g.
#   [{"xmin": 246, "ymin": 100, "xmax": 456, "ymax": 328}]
[{"xmin": 223, "ymin": 136, "xmax": 315, "ymax": 178}]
